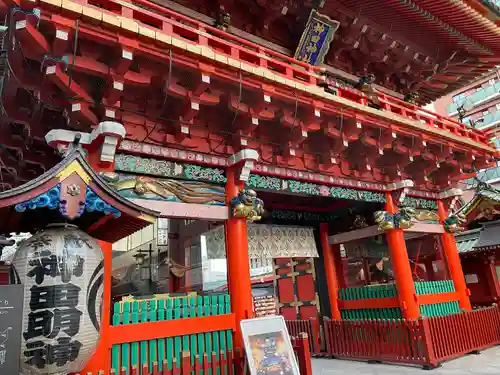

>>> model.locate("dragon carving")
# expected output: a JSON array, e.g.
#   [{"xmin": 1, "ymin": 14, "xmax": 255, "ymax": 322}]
[
  {"xmin": 100, "ymin": 173, "xmax": 225, "ymax": 205},
  {"xmin": 443, "ymin": 214, "xmax": 467, "ymax": 233},
  {"xmin": 374, "ymin": 207, "xmax": 416, "ymax": 231},
  {"xmin": 356, "ymin": 74, "xmax": 382, "ymax": 109},
  {"xmin": 230, "ymin": 189, "xmax": 265, "ymax": 222}
]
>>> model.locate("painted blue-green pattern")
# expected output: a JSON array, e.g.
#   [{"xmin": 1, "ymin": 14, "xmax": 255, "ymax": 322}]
[{"xmin": 111, "ymin": 294, "xmax": 232, "ymax": 374}]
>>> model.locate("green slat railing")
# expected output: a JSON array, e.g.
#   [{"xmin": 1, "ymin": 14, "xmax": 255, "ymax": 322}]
[
  {"xmin": 111, "ymin": 294, "xmax": 232, "ymax": 375},
  {"xmin": 415, "ymin": 280, "xmax": 461, "ymax": 317},
  {"xmin": 339, "ymin": 281, "xmax": 461, "ymax": 320}
]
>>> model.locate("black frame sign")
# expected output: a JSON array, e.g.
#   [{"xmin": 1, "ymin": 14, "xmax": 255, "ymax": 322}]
[{"xmin": 0, "ymin": 284, "xmax": 24, "ymax": 375}]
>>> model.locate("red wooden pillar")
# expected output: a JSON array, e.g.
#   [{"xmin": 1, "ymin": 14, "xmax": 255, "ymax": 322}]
[
  {"xmin": 484, "ymin": 258, "xmax": 500, "ymax": 303},
  {"xmin": 385, "ymin": 192, "xmax": 420, "ymax": 319},
  {"xmin": 225, "ymin": 150, "xmax": 259, "ymax": 348},
  {"xmin": 334, "ymin": 245, "xmax": 347, "ymax": 289},
  {"xmin": 184, "ymin": 239, "xmax": 191, "ymax": 292},
  {"xmin": 437, "ymin": 200, "xmax": 472, "ymax": 311},
  {"xmin": 319, "ymin": 223, "xmax": 341, "ymax": 320},
  {"xmin": 80, "ymin": 129, "xmax": 122, "ymax": 374},
  {"xmin": 424, "ymin": 258, "xmax": 436, "ymax": 281}
]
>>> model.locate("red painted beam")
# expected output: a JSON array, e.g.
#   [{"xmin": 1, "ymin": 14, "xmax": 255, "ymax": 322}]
[
  {"xmin": 418, "ymin": 292, "xmax": 459, "ymax": 305},
  {"xmin": 45, "ymin": 65, "xmax": 93, "ymax": 102},
  {"xmin": 107, "ymin": 313, "xmax": 235, "ymax": 345},
  {"xmin": 14, "ymin": 20, "xmax": 50, "ymax": 59},
  {"xmin": 339, "ymin": 297, "xmax": 400, "ymax": 310}
]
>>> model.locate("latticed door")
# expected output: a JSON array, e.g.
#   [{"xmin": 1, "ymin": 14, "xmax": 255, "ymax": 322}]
[{"xmin": 274, "ymin": 257, "xmax": 320, "ymax": 320}]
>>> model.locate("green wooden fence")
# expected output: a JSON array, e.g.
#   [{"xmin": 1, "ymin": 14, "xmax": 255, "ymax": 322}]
[
  {"xmin": 111, "ymin": 294, "xmax": 233, "ymax": 375},
  {"xmin": 339, "ymin": 284, "xmax": 401, "ymax": 320},
  {"xmin": 339, "ymin": 281, "xmax": 461, "ymax": 320},
  {"xmin": 415, "ymin": 280, "xmax": 460, "ymax": 317}
]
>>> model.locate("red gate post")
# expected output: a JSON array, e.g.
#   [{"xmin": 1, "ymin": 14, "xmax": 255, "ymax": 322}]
[
  {"xmin": 294, "ymin": 333, "xmax": 313, "ymax": 375},
  {"xmin": 437, "ymin": 190, "xmax": 472, "ymax": 311},
  {"xmin": 319, "ymin": 223, "xmax": 341, "ymax": 320},
  {"xmin": 225, "ymin": 149, "xmax": 260, "ymax": 348},
  {"xmin": 385, "ymin": 183, "xmax": 420, "ymax": 319}
]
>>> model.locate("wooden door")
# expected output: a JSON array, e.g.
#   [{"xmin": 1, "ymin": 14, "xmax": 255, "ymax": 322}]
[{"xmin": 274, "ymin": 257, "xmax": 319, "ymax": 320}]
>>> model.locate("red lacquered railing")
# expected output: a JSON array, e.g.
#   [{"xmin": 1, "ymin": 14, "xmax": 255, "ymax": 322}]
[
  {"xmin": 56, "ymin": 0, "xmax": 490, "ymax": 146},
  {"xmin": 323, "ymin": 306, "xmax": 500, "ymax": 368},
  {"xmin": 286, "ymin": 318, "xmax": 321, "ymax": 355}
]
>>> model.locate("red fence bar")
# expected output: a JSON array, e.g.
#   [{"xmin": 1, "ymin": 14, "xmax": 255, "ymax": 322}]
[
  {"xmin": 323, "ymin": 306, "xmax": 500, "ymax": 368},
  {"xmin": 323, "ymin": 317, "xmax": 428, "ymax": 365},
  {"xmin": 285, "ymin": 319, "xmax": 321, "ymax": 355},
  {"xmin": 426, "ymin": 306, "xmax": 500, "ymax": 363}
]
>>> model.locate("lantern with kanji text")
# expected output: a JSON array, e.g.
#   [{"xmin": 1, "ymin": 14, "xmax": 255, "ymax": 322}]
[{"xmin": 13, "ymin": 224, "xmax": 103, "ymax": 375}]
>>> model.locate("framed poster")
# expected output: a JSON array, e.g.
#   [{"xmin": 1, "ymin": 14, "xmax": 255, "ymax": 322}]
[{"xmin": 240, "ymin": 316, "xmax": 300, "ymax": 375}]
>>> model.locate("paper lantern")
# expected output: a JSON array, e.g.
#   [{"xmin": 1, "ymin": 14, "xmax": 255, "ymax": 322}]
[{"xmin": 13, "ymin": 224, "xmax": 104, "ymax": 375}]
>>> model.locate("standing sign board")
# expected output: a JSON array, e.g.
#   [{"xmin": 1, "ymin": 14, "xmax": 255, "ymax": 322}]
[
  {"xmin": 240, "ymin": 316, "xmax": 300, "ymax": 375},
  {"xmin": 0, "ymin": 284, "xmax": 24, "ymax": 375}
]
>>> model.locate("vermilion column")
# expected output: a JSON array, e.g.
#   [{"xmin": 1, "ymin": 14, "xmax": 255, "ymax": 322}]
[
  {"xmin": 385, "ymin": 192, "xmax": 420, "ymax": 319},
  {"xmin": 484, "ymin": 259, "xmax": 500, "ymax": 303},
  {"xmin": 437, "ymin": 200, "xmax": 472, "ymax": 310},
  {"xmin": 319, "ymin": 223, "xmax": 341, "ymax": 320},
  {"xmin": 333, "ymin": 244, "xmax": 347, "ymax": 288},
  {"xmin": 424, "ymin": 259, "xmax": 436, "ymax": 281},
  {"xmin": 225, "ymin": 167, "xmax": 254, "ymax": 348}
]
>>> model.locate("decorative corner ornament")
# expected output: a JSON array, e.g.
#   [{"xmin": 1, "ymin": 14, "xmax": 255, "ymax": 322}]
[
  {"xmin": 214, "ymin": 6, "xmax": 230, "ymax": 31},
  {"xmin": 443, "ymin": 214, "xmax": 466, "ymax": 233},
  {"xmin": 66, "ymin": 184, "xmax": 81, "ymax": 196},
  {"xmin": 230, "ymin": 189, "xmax": 265, "ymax": 222},
  {"xmin": 374, "ymin": 207, "xmax": 416, "ymax": 231},
  {"xmin": 404, "ymin": 92, "xmax": 420, "ymax": 104}
]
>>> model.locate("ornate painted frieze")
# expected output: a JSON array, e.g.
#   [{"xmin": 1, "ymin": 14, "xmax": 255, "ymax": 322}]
[
  {"xmin": 401, "ymin": 196, "xmax": 438, "ymax": 210},
  {"xmin": 115, "ymin": 154, "xmax": 226, "ymax": 184},
  {"xmin": 118, "ymin": 144, "xmax": 439, "ymax": 198},
  {"xmin": 100, "ymin": 172, "xmax": 225, "ymax": 206},
  {"xmin": 114, "ymin": 153, "xmax": 439, "ymax": 206},
  {"xmin": 271, "ymin": 209, "xmax": 338, "ymax": 223},
  {"xmin": 14, "ymin": 184, "xmax": 122, "ymax": 218}
]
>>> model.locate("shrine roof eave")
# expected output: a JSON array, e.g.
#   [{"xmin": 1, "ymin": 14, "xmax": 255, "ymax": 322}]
[
  {"xmin": 0, "ymin": 147, "xmax": 160, "ymax": 242},
  {"xmin": 406, "ymin": 0, "xmax": 500, "ymax": 54},
  {"xmin": 29, "ymin": 2, "xmax": 495, "ymax": 153},
  {"xmin": 455, "ymin": 228, "xmax": 480, "ymax": 254},
  {"xmin": 472, "ymin": 220, "xmax": 500, "ymax": 250},
  {"xmin": 456, "ymin": 181, "xmax": 500, "ymax": 224}
]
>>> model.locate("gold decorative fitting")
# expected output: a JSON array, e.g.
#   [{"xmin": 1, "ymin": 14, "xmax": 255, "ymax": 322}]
[
  {"xmin": 443, "ymin": 214, "xmax": 467, "ymax": 233},
  {"xmin": 66, "ymin": 184, "xmax": 81, "ymax": 196},
  {"xmin": 374, "ymin": 207, "xmax": 416, "ymax": 231},
  {"xmin": 230, "ymin": 189, "xmax": 265, "ymax": 222}
]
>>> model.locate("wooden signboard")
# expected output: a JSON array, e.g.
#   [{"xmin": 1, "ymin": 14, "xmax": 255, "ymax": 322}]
[{"xmin": 0, "ymin": 284, "xmax": 24, "ymax": 375}]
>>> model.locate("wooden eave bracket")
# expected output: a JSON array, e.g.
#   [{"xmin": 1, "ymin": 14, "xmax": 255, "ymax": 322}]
[
  {"xmin": 227, "ymin": 148, "xmax": 259, "ymax": 183},
  {"xmin": 438, "ymin": 188, "xmax": 463, "ymax": 215},
  {"xmin": 45, "ymin": 121, "xmax": 126, "ymax": 163},
  {"xmin": 386, "ymin": 179, "xmax": 414, "ymax": 204}
]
